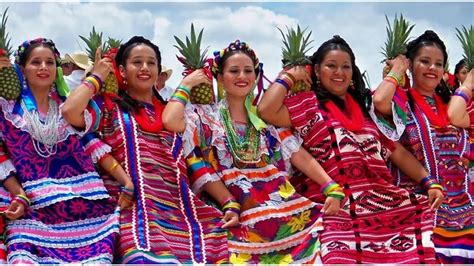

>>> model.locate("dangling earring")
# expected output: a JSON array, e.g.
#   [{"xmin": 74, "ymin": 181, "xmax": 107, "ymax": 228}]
[
  {"xmin": 316, "ymin": 79, "xmax": 321, "ymax": 87},
  {"xmin": 349, "ymin": 80, "xmax": 355, "ymax": 90},
  {"xmin": 217, "ymin": 80, "xmax": 225, "ymax": 101}
]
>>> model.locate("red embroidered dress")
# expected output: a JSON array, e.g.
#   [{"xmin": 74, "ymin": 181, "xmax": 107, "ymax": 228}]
[
  {"xmin": 284, "ymin": 91, "xmax": 438, "ymax": 264},
  {"xmin": 93, "ymin": 96, "xmax": 228, "ymax": 264},
  {"xmin": 182, "ymin": 101, "xmax": 322, "ymax": 264},
  {"xmin": 371, "ymin": 89, "xmax": 474, "ymax": 263}
]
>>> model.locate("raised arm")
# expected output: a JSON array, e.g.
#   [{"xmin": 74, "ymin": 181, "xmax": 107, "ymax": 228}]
[
  {"xmin": 372, "ymin": 55, "xmax": 409, "ymax": 116},
  {"xmin": 61, "ymin": 49, "xmax": 112, "ymax": 128},
  {"xmin": 258, "ymin": 66, "xmax": 310, "ymax": 127},
  {"xmin": 162, "ymin": 69, "xmax": 211, "ymax": 133},
  {"xmin": 448, "ymin": 69, "xmax": 473, "ymax": 128}
]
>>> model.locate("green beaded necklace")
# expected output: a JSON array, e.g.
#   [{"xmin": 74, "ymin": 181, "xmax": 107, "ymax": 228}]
[{"xmin": 220, "ymin": 107, "xmax": 261, "ymax": 166}]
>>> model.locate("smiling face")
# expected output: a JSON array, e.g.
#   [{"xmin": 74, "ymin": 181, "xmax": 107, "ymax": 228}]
[
  {"xmin": 410, "ymin": 45, "xmax": 445, "ymax": 93},
  {"xmin": 22, "ymin": 46, "xmax": 57, "ymax": 91},
  {"xmin": 119, "ymin": 44, "xmax": 159, "ymax": 94},
  {"xmin": 315, "ymin": 49, "xmax": 353, "ymax": 99},
  {"xmin": 217, "ymin": 52, "xmax": 256, "ymax": 100}
]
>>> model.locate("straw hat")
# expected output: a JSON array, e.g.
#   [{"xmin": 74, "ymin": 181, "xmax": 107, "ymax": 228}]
[
  {"xmin": 161, "ymin": 65, "xmax": 173, "ymax": 81},
  {"xmin": 64, "ymin": 51, "xmax": 93, "ymax": 70}
]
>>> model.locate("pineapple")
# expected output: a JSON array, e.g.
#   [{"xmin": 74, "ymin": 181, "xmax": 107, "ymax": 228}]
[
  {"xmin": 80, "ymin": 27, "xmax": 119, "ymax": 94},
  {"xmin": 174, "ymin": 23, "xmax": 214, "ymax": 104},
  {"xmin": 101, "ymin": 37, "xmax": 122, "ymax": 94},
  {"xmin": 278, "ymin": 25, "xmax": 313, "ymax": 93},
  {"xmin": 381, "ymin": 14, "xmax": 415, "ymax": 87},
  {"xmin": 456, "ymin": 25, "xmax": 474, "ymax": 71},
  {"xmin": 0, "ymin": 8, "xmax": 20, "ymax": 100}
]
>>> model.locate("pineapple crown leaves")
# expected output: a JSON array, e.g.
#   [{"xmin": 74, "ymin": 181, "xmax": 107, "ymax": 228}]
[
  {"xmin": 174, "ymin": 23, "xmax": 209, "ymax": 69},
  {"xmin": 456, "ymin": 25, "xmax": 474, "ymax": 71},
  {"xmin": 278, "ymin": 25, "xmax": 313, "ymax": 67},
  {"xmin": 79, "ymin": 26, "xmax": 107, "ymax": 62},
  {"xmin": 381, "ymin": 14, "xmax": 415, "ymax": 62},
  {"xmin": 0, "ymin": 8, "xmax": 12, "ymax": 57},
  {"xmin": 107, "ymin": 37, "xmax": 122, "ymax": 49}
]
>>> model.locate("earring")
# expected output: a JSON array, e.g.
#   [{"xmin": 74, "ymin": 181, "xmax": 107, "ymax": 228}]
[
  {"xmin": 349, "ymin": 80, "xmax": 355, "ymax": 90},
  {"xmin": 217, "ymin": 80, "xmax": 225, "ymax": 101}
]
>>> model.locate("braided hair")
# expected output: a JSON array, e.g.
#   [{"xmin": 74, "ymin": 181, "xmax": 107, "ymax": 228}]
[
  {"xmin": 405, "ymin": 30, "xmax": 451, "ymax": 103},
  {"xmin": 453, "ymin": 59, "xmax": 466, "ymax": 89},
  {"xmin": 113, "ymin": 36, "xmax": 165, "ymax": 112},
  {"xmin": 309, "ymin": 35, "xmax": 370, "ymax": 115}
]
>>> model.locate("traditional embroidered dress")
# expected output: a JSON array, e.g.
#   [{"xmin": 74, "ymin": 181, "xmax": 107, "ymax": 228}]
[
  {"xmin": 182, "ymin": 100, "xmax": 322, "ymax": 265},
  {"xmin": 284, "ymin": 91, "xmax": 438, "ymax": 264},
  {"xmin": 93, "ymin": 96, "xmax": 228, "ymax": 264},
  {"xmin": 371, "ymin": 88, "xmax": 474, "ymax": 263},
  {"xmin": 0, "ymin": 90, "xmax": 119, "ymax": 264},
  {"xmin": 467, "ymin": 101, "xmax": 474, "ymax": 194}
]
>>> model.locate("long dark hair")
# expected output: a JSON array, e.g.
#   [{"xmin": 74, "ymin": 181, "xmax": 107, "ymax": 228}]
[
  {"xmin": 114, "ymin": 36, "xmax": 165, "ymax": 112},
  {"xmin": 405, "ymin": 30, "xmax": 451, "ymax": 103},
  {"xmin": 310, "ymin": 35, "xmax": 370, "ymax": 115},
  {"xmin": 453, "ymin": 59, "xmax": 466, "ymax": 90}
]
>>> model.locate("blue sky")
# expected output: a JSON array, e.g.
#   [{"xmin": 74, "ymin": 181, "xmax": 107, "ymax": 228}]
[{"xmin": 1, "ymin": 1, "xmax": 473, "ymax": 88}]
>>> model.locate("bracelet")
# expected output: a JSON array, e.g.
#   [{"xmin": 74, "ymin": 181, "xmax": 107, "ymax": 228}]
[
  {"xmin": 120, "ymin": 185, "xmax": 134, "ymax": 199},
  {"xmin": 384, "ymin": 76, "xmax": 398, "ymax": 87},
  {"xmin": 386, "ymin": 71, "xmax": 401, "ymax": 85},
  {"xmin": 220, "ymin": 196, "xmax": 236, "ymax": 206},
  {"xmin": 275, "ymin": 79, "xmax": 290, "ymax": 91},
  {"xmin": 170, "ymin": 85, "xmax": 191, "ymax": 106},
  {"xmin": 427, "ymin": 183, "xmax": 445, "ymax": 192},
  {"xmin": 84, "ymin": 77, "xmax": 100, "ymax": 94},
  {"xmin": 420, "ymin": 175, "xmax": 442, "ymax": 191},
  {"xmin": 107, "ymin": 160, "xmax": 120, "ymax": 173},
  {"xmin": 453, "ymin": 89, "xmax": 470, "ymax": 104},
  {"xmin": 320, "ymin": 180, "xmax": 344, "ymax": 200},
  {"xmin": 13, "ymin": 194, "xmax": 30, "ymax": 209},
  {"xmin": 282, "ymin": 72, "xmax": 296, "ymax": 84},
  {"xmin": 90, "ymin": 73, "xmax": 104, "ymax": 88},
  {"xmin": 82, "ymin": 80, "xmax": 97, "ymax": 95}
]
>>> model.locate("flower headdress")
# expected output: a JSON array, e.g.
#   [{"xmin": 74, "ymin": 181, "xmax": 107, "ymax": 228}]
[
  {"xmin": 212, "ymin": 40, "xmax": 266, "ymax": 131},
  {"xmin": 14, "ymin": 37, "xmax": 69, "ymax": 98}
]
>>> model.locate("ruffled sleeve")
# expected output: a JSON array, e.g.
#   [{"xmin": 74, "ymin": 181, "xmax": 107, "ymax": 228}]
[
  {"xmin": 0, "ymin": 136, "xmax": 15, "ymax": 182},
  {"xmin": 80, "ymin": 132, "xmax": 112, "ymax": 164},
  {"xmin": 182, "ymin": 104, "xmax": 224, "ymax": 194},
  {"xmin": 369, "ymin": 87, "xmax": 409, "ymax": 141}
]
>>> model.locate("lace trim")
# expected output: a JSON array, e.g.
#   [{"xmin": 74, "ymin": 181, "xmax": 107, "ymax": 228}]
[
  {"xmin": 278, "ymin": 128, "xmax": 303, "ymax": 174},
  {"xmin": 84, "ymin": 138, "xmax": 112, "ymax": 163},
  {"xmin": 369, "ymin": 101, "xmax": 406, "ymax": 141},
  {"xmin": 0, "ymin": 159, "xmax": 15, "ymax": 181},
  {"xmin": 191, "ymin": 171, "xmax": 221, "ymax": 194},
  {"xmin": 0, "ymin": 98, "xmax": 92, "ymax": 143}
]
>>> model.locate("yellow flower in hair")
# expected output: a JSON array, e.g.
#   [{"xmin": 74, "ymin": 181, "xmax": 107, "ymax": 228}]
[
  {"xmin": 287, "ymin": 210, "xmax": 311, "ymax": 233},
  {"xmin": 230, "ymin": 253, "xmax": 252, "ymax": 264}
]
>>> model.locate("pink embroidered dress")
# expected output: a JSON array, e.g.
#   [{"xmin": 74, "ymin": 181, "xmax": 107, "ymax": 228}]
[
  {"xmin": 370, "ymin": 88, "xmax": 474, "ymax": 263},
  {"xmin": 0, "ymin": 89, "xmax": 119, "ymax": 264},
  {"xmin": 182, "ymin": 100, "xmax": 322, "ymax": 264},
  {"xmin": 92, "ymin": 96, "xmax": 229, "ymax": 264},
  {"xmin": 284, "ymin": 91, "xmax": 438, "ymax": 264}
]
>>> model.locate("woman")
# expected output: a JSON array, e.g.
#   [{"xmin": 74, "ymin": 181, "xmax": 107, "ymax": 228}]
[
  {"xmin": 372, "ymin": 30, "xmax": 474, "ymax": 263},
  {"xmin": 0, "ymin": 38, "xmax": 119, "ymax": 263},
  {"xmin": 258, "ymin": 35, "xmax": 442, "ymax": 264},
  {"xmin": 454, "ymin": 59, "xmax": 468, "ymax": 90},
  {"xmin": 162, "ymin": 40, "xmax": 340, "ymax": 264},
  {"xmin": 62, "ymin": 36, "xmax": 228, "ymax": 264}
]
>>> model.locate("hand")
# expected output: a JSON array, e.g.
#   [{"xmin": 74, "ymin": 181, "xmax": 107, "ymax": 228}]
[
  {"xmin": 286, "ymin": 65, "xmax": 312, "ymax": 85},
  {"xmin": 221, "ymin": 210, "xmax": 239, "ymax": 228},
  {"xmin": 387, "ymin": 54, "xmax": 409, "ymax": 77},
  {"xmin": 427, "ymin": 188, "xmax": 444, "ymax": 210},
  {"xmin": 0, "ymin": 57, "xmax": 12, "ymax": 69},
  {"xmin": 181, "ymin": 69, "xmax": 211, "ymax": 90},
  {"xmin": 118, "ymin": 181, "xmax": 134, "ymax": 210},
  {"xmin": 91, "ymin": 47, "xmax": 113, "ymax": 82},
  {"xmin": 4, "ymin": 200, "xmax": 26, "ymax": 220},
  {"xmin": 321, "ymin": 196, "xmax": 341, "ymax": 216},
  {"xmin": 461, "ymin": 68, "xmax": 474, "ymax": 93}
]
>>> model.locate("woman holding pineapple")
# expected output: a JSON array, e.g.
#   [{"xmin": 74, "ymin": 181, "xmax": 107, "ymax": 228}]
[
  {"xmin": 162, "ymin": 39, "xmax": 342, "ymax": 264},
  {"xmin": 258, "ymin": 35, "xmax": 442, "ymax": 263},
  {"xmin": 0, "ymin": 38, "xmax": 120, "ymax": 263},
  {"xmin": 62, "ymin": 36, "xmax": 229, "ymax": 264},
  {"xmin": 372, "ymin": 30, "xmax": 474, "ymax": 263}
]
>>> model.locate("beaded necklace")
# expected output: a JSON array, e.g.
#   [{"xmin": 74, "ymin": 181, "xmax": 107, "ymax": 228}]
[{"xmin": 220, "ymin": 107, "xmax": 261, "ymax": 166}]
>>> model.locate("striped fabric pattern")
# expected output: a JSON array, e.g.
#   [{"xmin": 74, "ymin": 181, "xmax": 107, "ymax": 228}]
[{"xmin": 284, "ymin": 91, "xmax": 438, "ymax": 264}]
